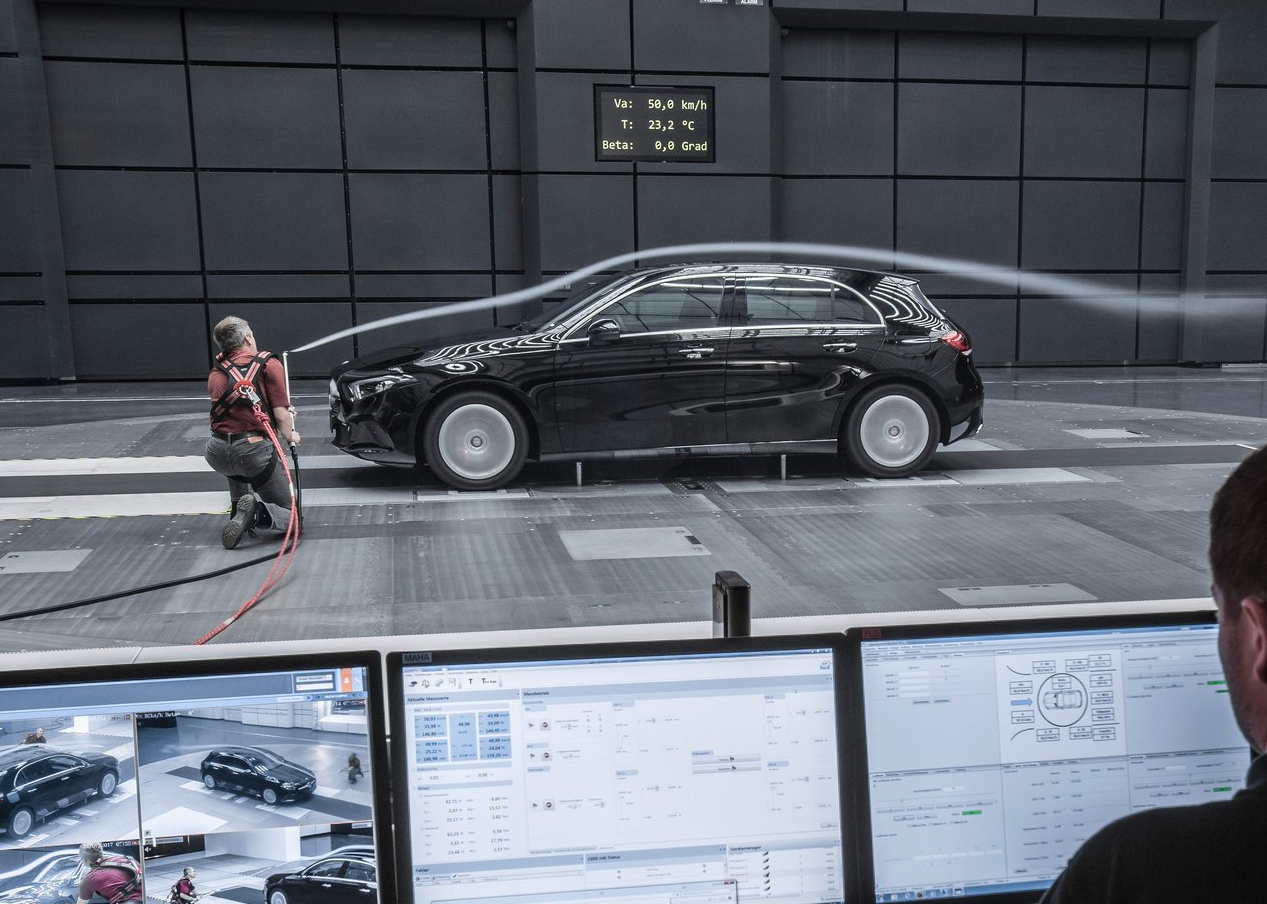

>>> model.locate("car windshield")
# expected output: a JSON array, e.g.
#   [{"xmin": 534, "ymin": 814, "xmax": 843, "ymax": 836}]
[
  {"xmin": 518, "ymin": 272, "xmax": 643, "ymax": 332},
  {"xmin": 244, "ymin": 749, "xmax": 283, "ymax": 770}
]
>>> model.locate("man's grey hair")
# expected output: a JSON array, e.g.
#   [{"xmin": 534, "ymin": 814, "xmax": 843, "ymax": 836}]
[
  {"xmin": 213, "ymin": 316, "xmax": 251, "ymax": 354},
  {"xmin": 79, "ymin": 842, "xmax": 104, "ymax": 865}
]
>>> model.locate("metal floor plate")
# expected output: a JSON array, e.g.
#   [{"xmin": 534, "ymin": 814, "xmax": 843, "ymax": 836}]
[{"xmin": 558, "ymin": 526, "xmax": 712, "ymax": 561}]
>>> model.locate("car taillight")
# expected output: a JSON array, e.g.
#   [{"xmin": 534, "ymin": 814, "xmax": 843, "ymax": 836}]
[{"xmin": 940, "ymin": 330, "xmax": 970, "ymax": 352}]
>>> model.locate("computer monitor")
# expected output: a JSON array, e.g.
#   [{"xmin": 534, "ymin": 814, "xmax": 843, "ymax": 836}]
[
  {"xmin": 847, "ymin": 611, "xmax": 1250, "ymax": 903},
  {"xmin": 0, "ymin": 652, "xmax": 393, "ymax": 904},
  {"xmin": 387, "ymin": 635, "xmax": 855, "ymax": 904}
]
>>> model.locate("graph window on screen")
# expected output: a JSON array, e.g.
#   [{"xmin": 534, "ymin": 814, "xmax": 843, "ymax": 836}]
[
  {"xmin": 0, "ymin": 655, "xmax": 391, "ymax": 904},
  {"xmin": 390, "ymin": 639, "xmax": 850, "ymax": 904},
  {"xmin": 854, "ymin": 616, "xmax": 1249, "ymax": 902}
]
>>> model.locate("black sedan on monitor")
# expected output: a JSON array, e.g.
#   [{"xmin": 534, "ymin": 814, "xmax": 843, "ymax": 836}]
[
  {"xmin": 264, "ymin": 854, "xmax": 376, "ymax": 904},
  {"xmin": 330, "ymin": 263, "xmax": 984, "ymax": 491},
  {"xmin": 0, "ymin": 746, "xmax": 120, "ymax": 838},
  {"xmin": 200, "ymin": 746, "xmax": 316, "ymax": 805}
]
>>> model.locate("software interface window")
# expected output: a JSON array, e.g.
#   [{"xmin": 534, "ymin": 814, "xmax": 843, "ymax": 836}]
[
  {"xmin": 395, "ymin": 646, "xmax": 846, "ymax": 904},
  {"xmin": 0, "ymin": 661, "xmax": 383, "ymax": 904},
  {"xmin": 858, "ymin": 622, "xmax": 1248, "ymax": 901}
]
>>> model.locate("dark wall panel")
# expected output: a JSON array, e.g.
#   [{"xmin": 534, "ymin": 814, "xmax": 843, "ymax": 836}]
[
  {"xmin": 0, "ymin": 59, "xmax": 23, "ymax": 163},
  {"xmin": 355, "ymin": 274, "xmax": 492, "ymax": 299},
  {"xmin": 356, "ymin": 300, "xmax": 496, "ymax": 357},
  {"xmin": 782, "ymin": 80, "xmax": 892, "ymax": 176},
  {"xmin": 1211, "ymin": 87, "xmax": 1267, "ymax": 180},
  {"xmin": 779, "ymin": 178, "xmax": 893, "ymax": 253},
  {"xmin": 207, "ymin": 300, "xmax": 354, "ymax": 376},
  {"xmin": 897, "ymin": 31, "xmax": 1021, "ymax": 81},
  {"xmin": 1149, "ymin": 39, "xmax": 1191, "ymax": 86},
  {"xmin": 637, "ymin": 176, "xmax": 772, "ymax": 247},
  {"xmin": 632, "ymin": 0, "xmax": 769, "ymax": 74},
  {"xmin": 1145, "ymin": 88, "xmax": 1188, "ymax": 179},
  {"xmin": 1025, "ymin": 35, "xmax": 1148, "ymax": 84},
  {"xmin": 1036, "ymin": 0, "xmax": 1160, "ymax": 16},
  {"xmin": 1168, "ymin": 0, "xmax": 1267, "ymax": 84},
  {"xmin": 70, "ymin": 302, "xmax": 206, "ymax": 377},
  {"xmin": 0, "ymin": 169, "xmax": 39, "ymax": 271},
  {"xmin": 1206, "ymin": 182, "xmax": 1267, "ymax": 273},
  {"xmin": 532, "ymin": 0, "xmax": 629, "ymax": 70},
  {"xmin": 1019, "ymin": 293, "xmax": 1137, "ymax": 362},
  {"xmin": 206, "ymin": 274, "xmax": 349, "ymax": 298},
  {"xmin": 338, "ymin": 14, "xmax": 483, "ymax": 67},
  {"xmin": 488, "ymin": 70, "xmax": 520, "ymax": 171},
  {"xmin": 492, "ymin": 174, "xmax": 524, "ymax": 271},
  {"xmin": 781, "ymin": 28, "xmax": 893, "ymax": 80},
  {"xmin": 68, "ymin": 274, "xmax": 203, "ymax": 299},
  {"xmin": 185, "ymin": 9, "xmax": 335, "ymax": 63},
  {"xmin": 56, "ymin": 170, "xmax": 200, "ymax": 271},
  {"xmin": 343, "ymin": 69, "xmax": 488, "ymax": 170},
  {"xmin": 1140, "ymin": 183, "xmax": 1184, "ymax": 271},
  {"xmin": 45, "ymin": 61, "xmax": 190, "ymax": 167},
  {"xmin": 1023, "ymin": 86, "xmax": 1144, "ymax": 179},
  {"xmin": 37, "ymin": 4, "xmax": 182, "ymax": 59},
  {"xmin": 1137, "ymin": 273, "xmax": 1180, "ymax": 361},
  {"xmin": 537, "ymin": 174, "xmax": 633, "ymax": 272},
  {"xmin": 199, "ymin": 172, "xmax": 348, "ymax": 272},
  {"xmin": 1020, "ymin": 181, "xmax": 1141, "ymax": 271},
  {"xmin": 935, "ymin": 298, "xmax": 1018, "ymax": 363},
  {"xmin": 1185, "ymin": 294, "xmax": 1266, "ymax": 362},
  {"xmin": 897, "ymin": 83, "xmax": 1021, "ymax": 176},
  {"xmin": 0, "ymin": 305, "xmax": 51, "ymax": 378},
  {"xmin": 0, "ymin": 278, "xmax": 43, "ymax": 301},
  {"xmin": 190, "ymin": 66, "xmax": 342, "ymax": 169},
  {"xmin": 349, "ymin": 173, "xmax": 492, "ymax": 271},
  {"xmin": 897, "ymin": 179, "xmax": 1019, "ymax": 267}
]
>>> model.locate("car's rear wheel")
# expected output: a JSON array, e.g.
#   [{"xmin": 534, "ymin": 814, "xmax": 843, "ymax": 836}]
[
  {"xmin": 97, "ymin": 770, "xmax": 118, "ymax": 797},
  {"xmin": 262, "ymin": 787, "xmax": 280, "ymax": 805},
  {"xmin": 6, "ymin": 806, "xmax": 34, "ymax": 838},
  {"xmin": 422, "ymin": 391, "xmax": 528, "ymax": 491},
  {"xmin": 841, "ymin": 384, "xmax": 940, "ymax": 478}
]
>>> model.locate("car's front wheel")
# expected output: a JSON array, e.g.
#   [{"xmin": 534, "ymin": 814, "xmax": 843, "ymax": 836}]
[
  {"xmin": 203, "ymin": 774, "xmax": 217, "ymax": 790},
  {"xmin": 6, "ymin": 806, "xmax": 34, "ymax": 839},
  {"xmin": 422, "ymin": 391, "xmax": 528, "ymax": 491},
  {"xmin": 262, "ymin": 787, "xmax": 280, "ymax": 805},
  {"xmin": 268, "ymin": 889, "xmax": 289, "ymax": 904},
  {"xmin": 841, "ymin": 384, "xmax": 940, "ymax": 478},
  {"xmin": 97, "ymin": 770, "xmax": 118, "ymax": 797}
]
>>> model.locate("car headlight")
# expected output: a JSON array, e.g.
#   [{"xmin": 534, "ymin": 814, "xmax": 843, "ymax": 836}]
[
  {"xmin": 345, "ymin": 371, "xmax": 416, "ymax": 402},
  {"xmin": 281, "ymin": 781, "xmax": 300, "ymax": 790}
]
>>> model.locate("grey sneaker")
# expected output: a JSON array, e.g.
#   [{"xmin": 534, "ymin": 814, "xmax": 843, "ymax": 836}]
[{"xmin": 222, "ymin": 494, "xmax": 257, "ymax": 549}]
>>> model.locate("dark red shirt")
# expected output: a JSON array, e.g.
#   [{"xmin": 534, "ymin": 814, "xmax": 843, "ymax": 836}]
[{"xmin": 208, "ymin": 350, "xmax": 289, "ymax": 434}]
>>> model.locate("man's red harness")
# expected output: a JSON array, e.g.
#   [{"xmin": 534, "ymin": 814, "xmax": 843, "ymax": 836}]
[{"xmin": 211, "ymin": 351, "xmax": 275, "ymax": 424}]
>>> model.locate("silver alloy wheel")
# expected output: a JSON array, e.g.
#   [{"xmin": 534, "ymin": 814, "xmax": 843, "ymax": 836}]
[
  {"xmin": 99, "ymin": 771, "xmax": 117, "ymax": 796},
  {"xmin": 857, "ymin": 394, "xmax": 931, "ymax": 469},
  {"xmin": 9, "ymin": 808, "xmax": 32, "ymax": 837},
  {"xmin": 436, "ymin": 403, "xmax": 517, "ymax": 481},
  {"xmin": 269, "ymin": 891, "xmax": 288, "ymax": 904}
]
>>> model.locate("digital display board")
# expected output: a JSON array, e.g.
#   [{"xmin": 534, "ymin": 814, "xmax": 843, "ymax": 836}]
[{"xmin": 595, "ymin": 85, "xmax": 715, "ymax": 162}]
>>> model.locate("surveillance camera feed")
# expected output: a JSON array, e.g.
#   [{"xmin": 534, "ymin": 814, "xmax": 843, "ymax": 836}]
[
  {"xmin": 0, "ymin": 654, "xmax": 389, "ymax": 904},
  {"xmin": 850, "ymin": 613, "xmax": 1250, "ymax": 903},
  {"xmin": 388, "ymin": 636, "xmax": 852, "ymax": 904}
]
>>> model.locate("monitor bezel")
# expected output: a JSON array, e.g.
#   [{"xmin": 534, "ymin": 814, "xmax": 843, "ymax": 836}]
[
  {"xmin": 844, "ymin": 609, "xmax": 1228, "ymax": 904},
  {"xmin": 0, "ymin": 649, "xmax": 396, "ymax": 904},
  {"xmin": 387, "ymin": 633, "xmax": 859, "ymax": 904}
]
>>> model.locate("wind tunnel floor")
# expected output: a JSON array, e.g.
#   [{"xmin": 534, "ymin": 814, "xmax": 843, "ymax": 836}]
[{"xmin": 0, "ymin": 365, "xmax": 1264, "ymax": 653}]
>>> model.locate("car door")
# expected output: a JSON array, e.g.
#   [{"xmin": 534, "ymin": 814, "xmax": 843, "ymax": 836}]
[
  {"xmin": 215, "ymin": 754, "xmax": 252, "ymax": 795},
  {"xmin": 44, "ymin": 755, "xmax": 93, "ymax": 805},
  {"xmin": 550, "ymin": 274, "xmax": 733, "ymax": 453},
  {"xmin": 725, "ymin": 273, "xmax": 886, "ymax": 445},
  {"xmin": 302, "ymin": 859, "xmax": 353, "ymax": 904},
  {"xmin": 12, "ymin": 759, "xmax": 59, "ymax": 818}
]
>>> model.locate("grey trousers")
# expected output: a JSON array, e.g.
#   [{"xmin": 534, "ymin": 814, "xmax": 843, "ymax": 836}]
[{"xmin": 204, "ymin": 434, "xmax": 293, "ymax": 534}]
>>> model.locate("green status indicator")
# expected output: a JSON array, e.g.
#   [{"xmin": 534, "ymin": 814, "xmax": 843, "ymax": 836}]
[{"xmin": 962, "ymin": 810, "xmax": 982, "ymax": 816}]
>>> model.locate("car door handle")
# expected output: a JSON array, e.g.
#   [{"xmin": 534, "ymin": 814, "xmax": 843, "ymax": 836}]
[
  {"xmin": 822, "ymin": 341, "xmax": 857, "ymax": 353},
  {"xmin": 678, "ymin": 346, "xmax": 715, "ymax": 359}
]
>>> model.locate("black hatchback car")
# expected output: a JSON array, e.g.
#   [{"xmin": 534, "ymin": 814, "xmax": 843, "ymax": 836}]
[
  {"xmin": 200, "ymin": 746, "xmax": 316, "ymax": 805},
  {"xmin": 0, "ymin": 746, "xmax": 120, "ymax": 838},
  {"xmin": 330, "ymin": 264, "xmax": 984, "ymax": 491},
  {"xmin": 264, "ymin": 854, "xmax": 376, "ymax": 904}
]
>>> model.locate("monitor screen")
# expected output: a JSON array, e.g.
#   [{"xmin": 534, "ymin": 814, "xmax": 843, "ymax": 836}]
[
  {"xmin": 0, "ymin": 652, "xmax": 393, "ymax": 904},
  {"xmin": 848, "ymin": 612, "xmax": 1250, "ymax": 903},
  {"xmin": 387, "ymin": 636, "xmax": 854, "ymax": 904}
]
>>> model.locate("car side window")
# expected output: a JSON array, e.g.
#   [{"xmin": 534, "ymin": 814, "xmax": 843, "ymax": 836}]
[
  {"xmin": 743, "ymin": 277, "xmax": 879, "ymax": 325},
  {"xmin": 344, "ymin": 865, "xmax": 374, "ymax": 883},
  {"xmin": 15, "ymin": 760, "xmax": 56, "ymax": 784},
  {"xmin": 309, "ymin": 861, "xmax": 345, "ymax": 879},
  {"xmin": 595, "ymin": 277, "xmax": 725, "ymax": 334},
  {"xmin": 45, "ymin": 756, "xmax": 80, "ymax": 773}
]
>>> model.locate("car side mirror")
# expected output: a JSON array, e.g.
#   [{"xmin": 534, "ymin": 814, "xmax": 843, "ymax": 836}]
[{"xmin": 587, "ymin": 319, "xmax": 621, "ymax": 344}]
